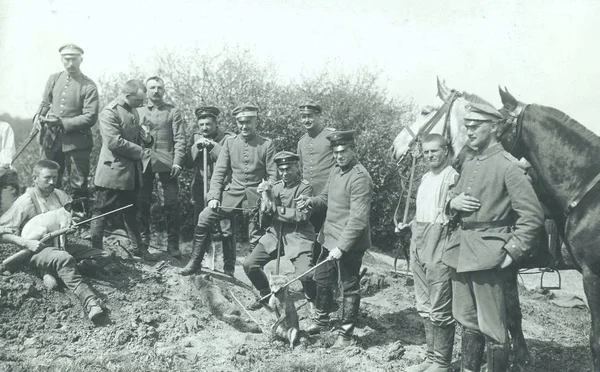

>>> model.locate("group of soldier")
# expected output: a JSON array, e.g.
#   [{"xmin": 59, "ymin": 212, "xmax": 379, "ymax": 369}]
[{"xmin": 0, "ymin": 43, "xmax": 545, "ymax": 371}]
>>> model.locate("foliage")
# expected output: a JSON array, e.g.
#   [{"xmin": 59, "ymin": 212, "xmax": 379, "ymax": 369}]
[{"xmin": 6, "ymin": 49, "xmax": 416, "ymax": 250}]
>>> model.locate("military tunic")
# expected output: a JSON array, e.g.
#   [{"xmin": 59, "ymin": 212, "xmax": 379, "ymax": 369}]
[
  {"xmin": 90, "ymin": 96, "xmax": 146, "ymax": 250},
  {"xmin": 197, "ymin": 132, "xmax": 277, "ymax": 248},
  {"xmin": 243, "ymin": 178, "xmax": 315, "ymax": 297},
  {"xmin": 39, "ymin": 71, "xmax": 99, "ymax": 198},
  {"xmin": 311, "ymin": 159, "xmax": 373, "ymax": 293},
  {"xmin": 444, "ymin": 143, "xmax": 543, "ymax": 344},
  {"xmin": 297, "ymin": 127, "xmax": 336, "ymax": 195}
]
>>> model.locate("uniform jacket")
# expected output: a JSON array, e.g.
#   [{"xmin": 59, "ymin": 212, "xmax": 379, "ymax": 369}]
[
  {"xmin": 297, "ymin": 127, "xmax": 336, "ymax": 195},
  {"xmin": 259, "ymin": 178, "xmax": 315, "ymax": 259},
  {"xmin": 137, "ymin": 101, "xmax": 186, "ymax": 172},
  {"xmin": 443, "ymin": 143, "xmax": 544, "ymax": 272},
  {"xmin": 94, "ymin": 96, "xmax": 145, "ymax": 191},
  {"xmin": 207, "ymin": 133, "xmax": 277, "ymax": 208},
  {"xmin": 40, "ymin": 71, "xmax": 99, "ymax": 152},
  {"xmin": 312, "ymin": 159, "xmax": 373, "ymax": 253}
]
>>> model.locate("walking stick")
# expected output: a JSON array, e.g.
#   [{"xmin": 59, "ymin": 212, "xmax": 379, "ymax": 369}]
[
  {"xmin": 259, "ymin": 258, "xmax": 329, "ymax": 303},
  {"xmin": 275, "ymin": 222, "xmax": 282, "ymax": 275},
  {"xmin": 202, "ymin": 148, "xmax": 216, "ymax": 271}
]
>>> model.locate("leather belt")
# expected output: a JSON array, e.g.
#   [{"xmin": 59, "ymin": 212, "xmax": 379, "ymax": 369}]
[{"xmin": 460, "ymin": 218, "xmax": 513, "ymax": 230}]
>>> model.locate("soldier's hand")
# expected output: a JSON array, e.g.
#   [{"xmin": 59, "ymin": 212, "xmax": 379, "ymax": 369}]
[
  {"xmin": 194, "ymin": 138, "xmax": 214, "ymax": 149},
  {"xmin": 208, "ymin": 199, "xmax": 220, "ymax": 210},
  {"xmin": 24, "ymin": 239, "xmax": 44, "ymax": 253},
  {"xmin": 42, "ymin": 115, "xmax": 63, "ymax": 128},
  {"xmin": 328, "ymin": 247, "xmax": 343, "ymax": 260},
  {"xmin": 449, "ymin": 193, "xmax": 481, "ymax": 212},
  {"xmin": 499, "ymin": 253, "xmax": 514, "ymax": 269},
  {"xmin": 395, "ymin": 222, "xmax": 411, "ymax": 233},
  {"xmin": 170, "ymin": 164, "xmax": 182, "ymax": 178},
  {"xmin": 294, "ymin": 195, "xmax": 312, "ymax": 210}
]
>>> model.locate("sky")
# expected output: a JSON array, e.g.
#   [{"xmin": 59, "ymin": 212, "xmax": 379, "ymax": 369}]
[{"xmin": 1, "ymin": 0, "xmax": 600, "ymax": 133}]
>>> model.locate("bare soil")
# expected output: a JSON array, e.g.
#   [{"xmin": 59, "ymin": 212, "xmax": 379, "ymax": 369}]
[{"xmin": 0, "ymin": 231, "xmax": 592, "ymax": 372}]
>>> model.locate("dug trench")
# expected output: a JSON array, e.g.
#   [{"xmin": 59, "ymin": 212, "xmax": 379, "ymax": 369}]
[{"xmin": 0, "ymin": 231, "xmax": 593, "ymax": 372}]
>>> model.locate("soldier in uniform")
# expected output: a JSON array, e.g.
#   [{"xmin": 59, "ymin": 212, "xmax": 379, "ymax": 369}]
[
  {"xmin": 183, "ymin": 106, "xmax": 237, "ymax": 275},
  {"xmin": 444, "ymin": 102, "xmax": 544, "ymax": 372},
  {"xmin": 137, "ymin": 77, "xmax": 186, "ymax": 258},
  {"xmin": 90, "ymin": 80, "xmax": 155, "ymax": 260},
  {"xmin": 0, "ymin": 160, "xmax": 104, "ymax": 321},
  {"xmin": 296, "ymin": 101, "xmax": 335, "ymax": 266},
  {"xmin": 36, "ymin": 44, "xmax": 98, "ymax": 215},
  {"xmin": 296, "ymin": 130, "xmax": 373, "ymax": 350},
  {"xmin": 243, "ymin": 151, "xmax": 317, "ymax": 310},
  {"xmin": 399, "ymin": 133, "xmax": 459, "ymax": 372},
  {"xmin": 179, "ymin": 104, "xmax": 277, "ymax": 276}
]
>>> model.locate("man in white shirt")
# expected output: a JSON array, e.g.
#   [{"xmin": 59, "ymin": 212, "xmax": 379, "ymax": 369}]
[{"xmin": 400, "ymin": 133, "xmax": 458, "ymax": 372}]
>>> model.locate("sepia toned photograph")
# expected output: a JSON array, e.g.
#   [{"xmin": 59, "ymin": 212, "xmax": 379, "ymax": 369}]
[{"xmin": 0, "ymin": 0, "xmax": 599, "ymax": 371}]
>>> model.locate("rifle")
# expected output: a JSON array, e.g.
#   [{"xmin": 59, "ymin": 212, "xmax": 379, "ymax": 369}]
[
  {"xmin": 12, "ymin": 104, "xmax": 50, "ymax": 165},
  {"xmin": 0, "ymin": 204, "xmax": 133, "ymax": 273}
]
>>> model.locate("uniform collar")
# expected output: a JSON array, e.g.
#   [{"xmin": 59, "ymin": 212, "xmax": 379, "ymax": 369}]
[
  {"xmin": 306, "ymin": 125, "xmax": 325, "ymax": 138},
  {"xmin": 147, "ymin": 100, "xmax": 167, "ymax": 109},
  {"xmin": 339, "ymin": 158, "xmax": 358, "ymax": 174},
  {"xmin": 240, "ymin": 133, "xmax": 257, "ymax": 142},
  {"xmin": 476, "ymin": 142, "xmax": 504, "ymax": 160},
  {"xmin": 283, "ymin": 177, "xmax": 301, "ymax": 188},
  {"xmin": 116, "ymin": 95, "xmax": 132, "ymax": 110}
]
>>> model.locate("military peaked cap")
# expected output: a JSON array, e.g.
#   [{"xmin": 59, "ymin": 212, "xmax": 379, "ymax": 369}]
[
  {"xmin": 274, "ymin": 151, "xmax": 300, "ymax": 168},
  {"xmin": 464, "ymin": 102, "xmax": 503, "ymax": 122},
  {"xmin": 327, "ymin": 130, "xmax": 355, "ymax": 151},
  {"xmin": 232, "ymin": 104, "xmax": 259, "ymax": 119},
  {"xmin": 195, "ymin": 106, "xmax": 220, "ymax": 119},
  {"xmin": 298, "ymin": 100, "xmax": 322, "ymax": 114},
  {"xmin": 59, "ymin": 43, "xmax": 84, "ymax": 55}
]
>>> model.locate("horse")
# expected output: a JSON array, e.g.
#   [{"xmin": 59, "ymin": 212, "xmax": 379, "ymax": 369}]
[
  {"xmin": 497, "ymin": 87, "xmax": 600, "ymax": 372},
  {"xmin": 390, "ymin": 78, "xmax": 532, "ymax": 369}
]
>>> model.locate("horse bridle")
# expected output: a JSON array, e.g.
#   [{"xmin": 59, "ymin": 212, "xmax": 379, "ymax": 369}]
[
  {"xmin": 399, "ymin": 90, "xmax": 461, "ymax": 165},
  {"xmin": 500, "ymin": 102, "xmax": 600, "ymax": 217}
]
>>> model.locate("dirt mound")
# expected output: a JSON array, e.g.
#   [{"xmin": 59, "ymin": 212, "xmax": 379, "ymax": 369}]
[{"xmin": 0, "ymin": 241, "xmax": 594, "ymax": 371}]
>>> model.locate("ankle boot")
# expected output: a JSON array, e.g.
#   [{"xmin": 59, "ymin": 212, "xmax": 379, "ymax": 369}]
[
  {"xmin": 179, "ymin": 226, "xmax": 209, "ymax": 276},
  {"xmin": 73, "ymin": 283, "xmax": 105, "ymax": 321},
  {"xmin": 406, "ymin": 319, "xmax": 435, "ymax": 372},
  {"xmin": 486, "ymin": 340, "xmax": 509, "ymax": 372},
  {"xmin": 461, "ymin": 328, "xmax": 485, "ymax": 372},
  {"xmin": 330, "ymin": 295, "xmax": 360, "ymax": 350},
  {"xmin": 424, "ymin": 323, "xmax": 455, "ymax": 372}
]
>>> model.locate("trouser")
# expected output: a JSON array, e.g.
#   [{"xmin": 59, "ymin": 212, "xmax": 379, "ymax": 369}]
[
  {"xmin": 451, "ymin": 268, "xmax": 509, "ymax": 344},
  {"xmin": 242, "ymin": 241, "xmax": 315, "ymax": 300},
  {"xmin": 191, "ymin": 176, "xmax": 237, "ymax": 270},
  {"xmin": 308, "ymin": 207, "xmax": 326, "ymax": 266},
  {"xmin": 313, "ymin": 247, "xmax": 364, "ymax": 338},
  {"xmin": 65, "ymin": 240, "xmax": 113, "ymax": 274},
  {"xmin": 138, "ymin": 167, "xmax": 180, "ymax": 250},
  {"xmin": 410, "ymin": 222, "xmax": 453, "ymax": 327},
  {"xmin": 90, "ymin": 187, "xmax": 141, "ymax": 252},
  {"xmin": 29, "ymin": 247, "xmax": 98, "ymax": 310},
  {"xmin": 41, "ymin": 148, "xmax": 90, "ymax": 207},
  {"xmin": 196, "ymin": 200, "xmax": 261, "ymax": 251}
]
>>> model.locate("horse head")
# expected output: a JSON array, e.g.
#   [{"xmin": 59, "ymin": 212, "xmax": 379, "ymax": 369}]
[
  {"xmin": 498, "ymin": 86, "xmax": 519, "ymax": 112},
  {"xmin": 391, "ymin": 78, "xmax": 493, "ymax": 163}
]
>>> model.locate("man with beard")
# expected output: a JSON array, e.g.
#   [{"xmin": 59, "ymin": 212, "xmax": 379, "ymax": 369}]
[
  {"xmin": 444, "ymin": 102, "xmax": 543, "ymax": 372},
  {"xmin": 179, "ymin": 104, "xmax": 277, "ymax": 276},
  {"xmin": 137, "ymin": 77, "xmax": 186, "ymax": 258},
  {"xmin": 296, "ymin": 101, "xmax": 335, "ymax": 264},
  {"xmin": 296, "ymin": 130, "xmax": 372, "ymax": 350},
  {"xmin": 399, "ymin": 133, "xmax": 458, "ymax": 372},
  {"xmin": 0, "ymin": 160, "xmax": 104, "ymax": 321},
  {"xmin": 89, "ymin": 80, "xmax": 155, "ymax": 260},
  {"xmin": 184, "ymin": 106, "xmax": 236, "ymax": 275},
  {"xmin": 36, "ymin": 44, "xmax": 98, "ymax": 217}
]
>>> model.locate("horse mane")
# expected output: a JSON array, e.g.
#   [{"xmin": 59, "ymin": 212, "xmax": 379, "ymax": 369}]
[
  {"xmin": 532, "ymin": 104, "xmax": 600, "ymax": 147},
  {"xmin": 460, "ymin": 91, "xmax": 494, "ymax": 107}
]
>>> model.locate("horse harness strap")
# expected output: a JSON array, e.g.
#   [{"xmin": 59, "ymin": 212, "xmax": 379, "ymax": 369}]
[
  {"xmin": 502, "ymin": 102, "xmax": 528, "ymax": 154},
  {"xmin": 566, "ymin": 171, "xmax": 600, "ymax": 217}
]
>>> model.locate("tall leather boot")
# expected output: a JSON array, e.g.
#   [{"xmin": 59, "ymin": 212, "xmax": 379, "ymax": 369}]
[
  {"xmin": 307, "ymin": 285, "xmax": 333, "ymax": 335},
  {"xmin": 89, "ymin": 217, "xmax": 105, "ymax": 251},
  {"xmin": 73, "ymin": 283, "xmax": 104, "ymax": 321},
  {"xmin": 179, "ymin": 226, "xmax": 209, "ymax": 276},
  {"xmin": 486, "ymin": 340, "xmax": 509, "ymax": 372},
  {"xmin": 138, "ymin": 200, "xmax": 152, "ymax": 251},
  {"xmin": 330, "ymin": 295, "xmax": 360, "ymax": 350},
  {"xmin": 165, "ymin": 205, "xmax": 182, "ymax": 258},
  {"xmin": 461, "ymin": 328, "xmax": 486, "ymax": 372},
  {"xmin": 424, "ymin": 323, "xmax": 455, "ymax": 372},
  {"xmin": 222, "ymin": 236, "xmax": 236, "ymax": 276},
  {"xmin": 301, "ymin": 279, "xmax": 317, "ymax": 303},
  {"xmin": 406, "ymin": 319, "xmax": 435, "ymax": 372}
]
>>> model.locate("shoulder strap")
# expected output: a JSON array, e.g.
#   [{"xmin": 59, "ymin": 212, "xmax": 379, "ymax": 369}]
[
  {"xmin": 26, "ymin": 188, "xmax": 43, "ymax": 215},
  {"xmin": 47, "ymin": 72, "xmax": 62, "ymax": 102}
]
